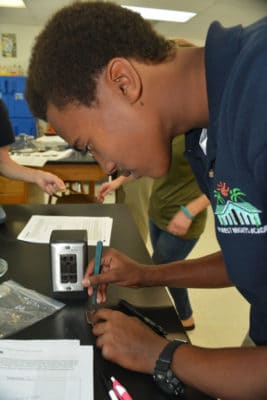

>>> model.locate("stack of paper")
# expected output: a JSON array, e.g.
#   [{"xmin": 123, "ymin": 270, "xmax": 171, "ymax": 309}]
[
  {"xmin": 10, "ymin": 148, "xmax": 74, "ymax": 167},
  {"xmin": 0, "ymin": 340, "xmax": 93, "ymax": 400}
]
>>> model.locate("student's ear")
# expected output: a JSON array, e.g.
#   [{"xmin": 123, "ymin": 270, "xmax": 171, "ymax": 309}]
[{"xmin": 106, "ymin": 58, "xmax": 142, "ymax": 104}]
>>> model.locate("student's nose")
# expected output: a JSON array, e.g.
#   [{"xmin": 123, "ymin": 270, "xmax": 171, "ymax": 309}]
[{"xmin": 102, "ymin": 160, "xmax": 117, "ymax": 175}]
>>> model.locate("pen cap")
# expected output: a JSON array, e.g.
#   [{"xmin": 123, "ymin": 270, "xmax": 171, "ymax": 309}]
[
  {"xmin": 111, "ymin": 376, "xmax": 133, "ymax": 400},
  {"xmin": 98, "ymin": 370, "xmax": 119, "ymax": 400}
]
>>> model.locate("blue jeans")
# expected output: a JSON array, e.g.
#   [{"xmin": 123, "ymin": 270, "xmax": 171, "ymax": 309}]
[{"xmin": 149, "ymin": 219, "xmax": 198, "ymax": 320}]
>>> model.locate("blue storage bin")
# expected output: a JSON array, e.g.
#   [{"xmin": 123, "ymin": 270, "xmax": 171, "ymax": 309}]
[
  {"xmin": 0, "ymin": 94, "xmax": 14, "ymax": 116},
  {"xmin": 0, "ymin": 76, "xmax": 37, "ymax": 135},
  {"xmin": 10, "ymin": 117, "xmax": 37, "ymax": 136}
]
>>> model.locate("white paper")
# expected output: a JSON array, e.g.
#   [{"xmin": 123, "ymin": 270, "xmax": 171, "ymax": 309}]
[
  {"xmin": 0, "ymin": 340, "xmax": 80, "ymax": 349},
  {"xmin": 17, "ymin": 215, "xmax": 113, "ymax": 246},
  {"xmin": 0, "ymin": 340, "xmax": 93, "ymax": 400},
  {"xmin": 10, "ymin": 149, "xmax": 74, "ymax": 167},
  {"xmin": 35, "ymin": 135, "xmax": 68, "ymax": 146}
]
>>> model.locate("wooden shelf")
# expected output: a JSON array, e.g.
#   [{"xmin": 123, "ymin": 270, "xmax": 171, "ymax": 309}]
[{"xmin": 0, "ymin": 176, "xmax": 28, "ymax": 204}]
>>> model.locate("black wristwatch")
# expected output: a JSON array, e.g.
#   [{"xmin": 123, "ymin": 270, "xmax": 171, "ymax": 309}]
[{"xmin": 153, "ymin": 339, "xmax": 187, "ymax": 396}]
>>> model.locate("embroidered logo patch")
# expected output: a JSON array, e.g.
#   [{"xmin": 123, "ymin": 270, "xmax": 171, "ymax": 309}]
[{"xmin": 214, "ymin": 182, "xmax": 265, "ymax": 234}]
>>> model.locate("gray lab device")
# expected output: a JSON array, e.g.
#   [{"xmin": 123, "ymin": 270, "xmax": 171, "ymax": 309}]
[{"xmin": 50, "ymin": 230, "xmax": 88, "ymax": 300}]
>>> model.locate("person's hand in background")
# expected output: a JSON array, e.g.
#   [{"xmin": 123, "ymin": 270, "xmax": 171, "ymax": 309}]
[
  {"xmin": 0, "ymin": 145, "xmax": 65, "ymax": 195},
  {"xmin": 97, "ymin": 175, "xmax": 133, "ymax": 202},
  {"xmin": 167, "ymin": 209, "xmax": 192, "ymax": 236},
  {"xmin": 34, "ymin": 170, "xmax": 65, "ymax": 195}
]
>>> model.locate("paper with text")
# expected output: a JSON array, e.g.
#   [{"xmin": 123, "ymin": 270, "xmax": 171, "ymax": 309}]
[
  {"xmin": 0, "ymin": 340, "xmax": 93, "ymax": 400},
  {"xmin": 17, "ymin": 215, "xmax": 113, "ymax": 246}
]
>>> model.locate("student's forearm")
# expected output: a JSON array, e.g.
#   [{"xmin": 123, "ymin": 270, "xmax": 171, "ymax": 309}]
[
  {"xmin": 0, "ymin": 147, "xmax": 38, "ymax": 182},
  {"xmin": 185, "ymin": 193, "xmax": 210, "ymax": 217},
  {"xmin": 0, "ymin": 157, "xmax": 37, "ymax": 183},
  {"xmin": 116, "ymin": 174, "xmax": 132, "ymax": 186},
  {"xmin": 142, "ymin": 251, "xmax": 232, "ymax": 288},
  {"xmin": 172, "ymin": 345, "xmax": 267, "ymax": 400}
]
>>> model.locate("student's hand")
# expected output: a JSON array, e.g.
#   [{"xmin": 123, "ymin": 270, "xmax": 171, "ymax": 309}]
[
  {"xmin": 97, "ymin": 176, "xmax": 130, "ymax": 202},
  {"xmin": 97, "ymin": 181, "xmax": 116, "ymax": 202},
  {"xmin": 167, "ymin": 210, "xmax": 192, "ymax": 236},
  {"xmin": 92, "ymin": 308, "xmax": 167, "ymax": 373},
  {"xmin": 82, "ymin": 248, "xmax": 146, "ymax": 303},
  {"xmin": 34, "ymin": 170, "xmax": 65, "ymax": 195}
]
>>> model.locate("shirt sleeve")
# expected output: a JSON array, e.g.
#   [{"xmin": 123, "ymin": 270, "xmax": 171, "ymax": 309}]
[
  {"xmin": 0, "ymin": 99, "xmax": 15, "ymax": 147},
  {"xmin": 254, "ymin": 144, "xmax": 267, "ymax": 193}
]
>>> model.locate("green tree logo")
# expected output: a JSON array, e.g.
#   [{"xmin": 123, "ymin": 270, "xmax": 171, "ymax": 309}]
[
  {"xmin": 229, "ymin": 188, "xmax": 246, "ymax": 202},
  {"xmin": 214, "ymin": 190, "xmax": 225, "ymax": 204}
]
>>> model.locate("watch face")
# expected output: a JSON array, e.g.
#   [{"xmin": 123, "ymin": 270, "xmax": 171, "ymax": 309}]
[{"xmin": 153, "ymin": 370, "xmax": 184, "ymax": 396}]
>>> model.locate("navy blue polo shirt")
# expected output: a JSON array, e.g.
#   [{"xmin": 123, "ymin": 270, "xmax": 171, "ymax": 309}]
[
  {"xmin": 185, "ymin": 18, "xmax": 267, "ymax": 345},
  {"xmin": 0, "ymin": 99, "xmax": 15, "ymax": 147}
]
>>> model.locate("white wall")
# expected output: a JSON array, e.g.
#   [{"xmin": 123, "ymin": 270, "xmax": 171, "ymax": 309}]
[{"xmin": 0, "ymin": 24, "xmax": 42, "ymax": 75}]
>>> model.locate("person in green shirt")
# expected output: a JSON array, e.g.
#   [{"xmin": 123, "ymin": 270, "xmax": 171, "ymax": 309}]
[{"xmin": 98, "ymin": 135, "xmax": 209, "ymax": 330}]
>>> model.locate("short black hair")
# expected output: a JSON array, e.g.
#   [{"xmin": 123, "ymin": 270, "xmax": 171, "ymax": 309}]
[{"xmin": 26, "ymin": 1, "xmax": 175, "ymax": 120}]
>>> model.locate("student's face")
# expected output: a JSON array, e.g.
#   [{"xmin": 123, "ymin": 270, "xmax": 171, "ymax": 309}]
[{"xmin": 47, "ymin": 92, "xmax": 171, "ymax": 179}]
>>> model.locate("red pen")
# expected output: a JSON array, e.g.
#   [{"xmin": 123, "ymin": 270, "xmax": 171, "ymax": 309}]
[{"xmin": 111, "ymin": 376, "xmax": 133, "ymax": 400}]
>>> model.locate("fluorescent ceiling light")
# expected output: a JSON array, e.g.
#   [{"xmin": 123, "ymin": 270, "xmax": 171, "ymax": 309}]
[
  {"xmin": 122, "ymin": 5, "xmax": 196, "ymax": 23},
  {"xmin": 0, "ymin": 0, "xmax": 25, "ymax": 7}
]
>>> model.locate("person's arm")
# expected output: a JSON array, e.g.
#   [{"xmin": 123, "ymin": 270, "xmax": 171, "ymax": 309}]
[
  {"xmin": 0, "ymin": 146, "xmax": 65, "ymax": 195},
  {"xmin": 171, "ymin": 342, "xmax": 267, "ymax": 399},
  {"xmin": 85, "ymin": 247, "xmax": 265, "ymax": 399},
  {"xmin": 142, "ymin": 250, "xmax": 231, "ymax": 288},
  {"xmin": 91, "ymin": 308, "xmax": 267, "ymax": 400},
  {"xmin": 83, "ymin": 248, "xmax": 232, "ymax": 303},
  {"xmin": 167, "ymin": 194, "xmax": 210, "ymax": 236},
  {"xmin": 97, "ymin": 175, "xmax": 134, "ymax": 202}
]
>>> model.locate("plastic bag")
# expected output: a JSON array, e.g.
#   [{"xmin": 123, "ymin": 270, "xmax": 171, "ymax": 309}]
[{"xmin": 0, "ymin": 280, "xmax": 65, "ymax": 338}]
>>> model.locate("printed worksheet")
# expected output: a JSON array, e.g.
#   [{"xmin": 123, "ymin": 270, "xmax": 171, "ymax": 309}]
[
  {"xmin": 0, "ymin": 340, "xmax": 93, "ymax": 400},
  {"xmin": 17, "ymin": 215, "xmax": 113, "ymax": 246}
]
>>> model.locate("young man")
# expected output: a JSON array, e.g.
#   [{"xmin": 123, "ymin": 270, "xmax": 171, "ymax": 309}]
[
  {"xmin": 26, "ymin": 2, "xmax": 267, "ymax": 398},
  {"xmin": 98, "ymin": 135, "xmax": 210, "ymax": 331}
]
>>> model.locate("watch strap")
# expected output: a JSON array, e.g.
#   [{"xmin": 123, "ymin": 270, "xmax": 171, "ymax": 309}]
[
  {"xmin": 153, "ymin": 339, "xmax": 187, "ymax": 396},
  {"xmin": 155, "ymin": 340, "xmax": 182, "ymax": 370}
]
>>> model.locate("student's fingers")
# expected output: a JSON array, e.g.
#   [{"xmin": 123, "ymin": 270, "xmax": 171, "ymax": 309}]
[
  {"xmin": 83, "ymin": 250, "xmax": 115, "ymax": 283},
  {"xmin": 48, "ymin": 176, "xmax": 65, "ymax": 191},
  {"xmin": 96, "ymin": 283, "xmax": 107, "ymax": 303},
  {"xmin": 55, "ymin": 178, "xmax": 66, "ymax": 190},
  {"xmin": 45, "ymin": 183, "xmax": 56, "ymax": 195},
  {"xmin": 83, "ymin": 257, "xmax": 98, "ymax": 285},
  {"xmin": 84, "ymin": 267, "xmax": 118, "ymax": 288},
  {"xmin": 97, "ymin": 193, "xmax": 104, "ymax": 203},
  {"xmin": 83, "ymin": 248, "xmax": 143, "ymax": 293},
  {"xmin": 95, "ymin": 264, "xmax": 110, "ymax": 302},
  {"xmin": 91, "ymin": 309, "xmax": 168, "ymax": 373},
  {"xmin": 83, "ymin": 258, "xmax": 110, "ymax": 300},
  {"xmin": 92, "ymin": 307, "xmax": 115, "ymax": 324},
  {"xmin": 99, "ymin": 187, "xmax": 112, "ymax": 198}
]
